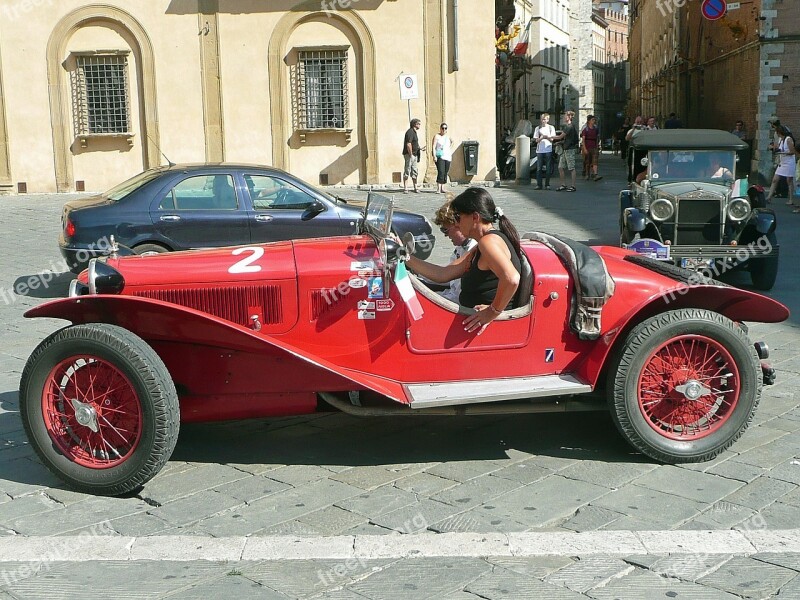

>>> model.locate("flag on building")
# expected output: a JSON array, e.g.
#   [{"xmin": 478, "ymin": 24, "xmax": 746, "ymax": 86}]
[
  {"xmin": 512, "ymin": 20, "xmax": 531, "ymax": 56},
  {"xmin": 395, "ymin": 261, "xmax": 424, "ymax": 320}
]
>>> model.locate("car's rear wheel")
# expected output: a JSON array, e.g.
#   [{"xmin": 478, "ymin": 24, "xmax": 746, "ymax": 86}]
[
  {"xmin": 749, "ymin": 233, "xmax": 778, "ymax": 291},
  {"xmin": 19, "ymin": 324, "xmax": 179, "ymax": 496},
  {"xmin": 133, "ymin": 243, "xmax": 170, "ymax": 256},
  {"xmin": 607, "ymin": 309, "xmax": 760, "ymax": 463}
]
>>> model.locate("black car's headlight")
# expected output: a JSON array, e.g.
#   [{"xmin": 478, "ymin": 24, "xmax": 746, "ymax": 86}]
[
  {"xmin": 650, "ymin": 198, "xmax": 674, "ymax": 222},
  {"xmin": 728, "ymin": 198, "xmax": 751, "ymax": 222}
]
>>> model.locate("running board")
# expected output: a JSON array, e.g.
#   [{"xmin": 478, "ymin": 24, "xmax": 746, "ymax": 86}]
[{"xmin": 406, "ymin": 375, "xmax": 593, "ymax": 409}]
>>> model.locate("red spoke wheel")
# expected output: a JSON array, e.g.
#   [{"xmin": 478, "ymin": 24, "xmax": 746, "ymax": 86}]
[
  {"xmin": 20, "ymin": 324, "xmax": 179, "ymax": 496},
  {"xmin": 607, "ymin": 309, "xmax": 760, "ymax": 463},
  {"xmin": 42, "ymin": 356, "xmax": 143, "ymax": 469}
]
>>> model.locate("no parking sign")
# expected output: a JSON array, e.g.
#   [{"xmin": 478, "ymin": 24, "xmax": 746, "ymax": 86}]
[
  {"xmin": 399, "ymin": 74, "xmax": 419, "ymax": 100},
  {"xmin": 701, "ymin": 0, "xmax": 727, "ymax": 20}
]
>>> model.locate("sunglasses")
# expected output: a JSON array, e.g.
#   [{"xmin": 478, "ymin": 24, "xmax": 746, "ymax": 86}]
[{"xmin": 441, "ymin": 126, "xmax": 448, "ymax": 130}]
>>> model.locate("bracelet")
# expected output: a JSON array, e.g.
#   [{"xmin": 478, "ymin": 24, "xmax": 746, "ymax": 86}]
[{"xmin": 488, "ymin": 304, "xmax": 502, "ymax": 315}]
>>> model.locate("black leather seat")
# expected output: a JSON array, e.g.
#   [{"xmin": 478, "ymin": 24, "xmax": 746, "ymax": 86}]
[{"xmin": 515, "ymin": 251, "xmax": 533, "ymax": 308}]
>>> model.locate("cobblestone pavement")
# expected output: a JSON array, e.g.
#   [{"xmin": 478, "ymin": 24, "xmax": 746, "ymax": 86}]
[{"xmin": 0, "ymin": 155, "xmax": 799, "ymax": 598}]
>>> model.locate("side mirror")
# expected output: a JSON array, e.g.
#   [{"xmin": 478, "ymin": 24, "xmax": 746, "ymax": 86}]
[{"xmin": 301, "ymin": 201, "xmax": 325, "ymax": 221}]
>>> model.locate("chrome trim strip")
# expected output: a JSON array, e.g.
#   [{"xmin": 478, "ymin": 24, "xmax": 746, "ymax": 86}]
[{"xmin": 87, "ymin": 259, "xmax": 97, "ymax": 295}]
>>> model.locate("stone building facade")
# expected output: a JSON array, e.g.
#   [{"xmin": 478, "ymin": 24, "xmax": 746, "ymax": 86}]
[
  {"xmin": 0, "ymin": 0, "xmax": 497, "ymax": 193},
  {"xmin": 627, "ymin": 0, "xmax": 799, "ymax": 181}
]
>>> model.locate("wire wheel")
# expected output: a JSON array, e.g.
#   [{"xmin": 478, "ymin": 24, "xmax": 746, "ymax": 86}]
[
  {"xmin": 607, "ymin": 309, "xmax": 760, "ymax": 463},
  {"xmin": 21, "ymin": 324, "xmax": 179, "ymax": 496},
  {"xmin": 637, "ymin": 335, "xmax": 740, "ymax": 441},
  {"xmin": 42, "ymin": 356, "xmax": 143, "ymax": 469}
]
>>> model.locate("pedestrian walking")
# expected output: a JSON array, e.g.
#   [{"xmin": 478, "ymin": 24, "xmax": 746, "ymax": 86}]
[
  {"xmin": 765, "ymin": 124, "xmax": 796, "ymax": 207},
  {"xmin": 403, "ymin": 118, "xmax": 423, "ymax": 193},
  {"xmin": 580, "ymin": 115, "xmax": 602, "ymax": 181},
  {"xmin": 432, "ymin": 123, "xmax": 454, "ymax": 193},
  {"xmin": 731, "ymin": 120, "xmax": 747, "ymax": 140},
  {"xmin": 664, "ymin": 112, "xmax": 683, "ymax": 129},
  {"xmin": 552, "ymin": 110, "xmax": 578, "ymax": 192},
  {"xmin": 533, "ymin": 113, "xmax": 556, "ymax": 190}
]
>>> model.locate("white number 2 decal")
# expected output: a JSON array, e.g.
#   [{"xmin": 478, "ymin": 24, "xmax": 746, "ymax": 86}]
[{"xmin": 228, "ymin": 246, "xmax": 264, "ymax": 274}]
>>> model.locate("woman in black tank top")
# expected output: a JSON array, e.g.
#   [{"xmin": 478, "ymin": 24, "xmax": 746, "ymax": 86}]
[{"xmin": 406, "ymin": 187, "xmax": 523, "ymax": 336}]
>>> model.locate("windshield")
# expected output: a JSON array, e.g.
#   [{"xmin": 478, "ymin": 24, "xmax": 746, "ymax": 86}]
[
  {"xmin": 648, "ymin": 150, "xmax": 736, "ymax": 183},
  {"xmin": 104, "ymin": 169, "xmax": 164, "ymax": 201},
  {"xmin": 363, "ymin": 191, "xmax": 394, "ymax": 236}
]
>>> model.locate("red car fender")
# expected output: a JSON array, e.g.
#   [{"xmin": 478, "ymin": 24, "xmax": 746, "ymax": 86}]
[
  {"xmin": 24, "ymin": 296, "xmax": 410, "ymax": 404},
  {"xmin": 577, "ymin": 283, "xmax": 790, "ymax": 387}
]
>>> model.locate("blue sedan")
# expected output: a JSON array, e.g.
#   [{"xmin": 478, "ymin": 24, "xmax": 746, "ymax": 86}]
[{"xmin": 59, "ymin": 163, "xmax": 435, "ymax": 272}]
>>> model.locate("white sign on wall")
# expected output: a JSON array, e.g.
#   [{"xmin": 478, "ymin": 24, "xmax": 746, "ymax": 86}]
[{"xmin": 399, "ymin": 74, "xmax": 419, "ymax": 100}]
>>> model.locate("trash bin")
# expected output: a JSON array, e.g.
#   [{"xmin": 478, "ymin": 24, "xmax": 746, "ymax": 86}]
[{"xmin": 463, "ymin": 140, "xmax": 479, "ymax": 176}]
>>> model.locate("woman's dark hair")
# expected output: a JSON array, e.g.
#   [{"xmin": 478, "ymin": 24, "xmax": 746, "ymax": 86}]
[
  {"xmin": 451, "ymin": 187, "xmax": 520, "ymax": 256},
  {"xmin": 776, "ymin": 124, "xmax": 791, "ymax": 137}
]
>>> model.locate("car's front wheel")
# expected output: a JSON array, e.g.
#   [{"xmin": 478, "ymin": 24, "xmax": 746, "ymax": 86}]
[
  {"xmin": 19, "ymin": 324, "xmax": 180, "ymax": 496},
  {"xmin": 607, "ymin": 308, "xmax": 760, "ymax": 463}
]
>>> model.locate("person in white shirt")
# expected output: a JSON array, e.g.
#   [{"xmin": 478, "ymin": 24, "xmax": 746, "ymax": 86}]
[
  {"xmin": 432, "ymin": 123, "xmax": 454, "ymax": 193},
  {"xmin": 533, "ymin": 113, "xmax": 556, "ymax": 190},
  {"xmin": 432, "ymin": 200, "xmax": 477, "ymax": 302}
]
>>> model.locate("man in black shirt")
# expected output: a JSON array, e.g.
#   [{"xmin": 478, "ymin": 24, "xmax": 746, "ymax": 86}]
[{"xmin": 403, "ymin": 118, "xmax": 423, "ymax": 193}]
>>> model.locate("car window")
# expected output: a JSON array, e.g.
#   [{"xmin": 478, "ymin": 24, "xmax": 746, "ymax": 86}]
[
  {"xmin": 159, "ymin": 174, "xmax": 238, "ymax": 210},
  {"xmin": 247, "ymin": 175, "xmax": 315, "ymax": 210},
  {"xmin": 105, "ymin": 169, "xmax": 164, "ymax": 202}
]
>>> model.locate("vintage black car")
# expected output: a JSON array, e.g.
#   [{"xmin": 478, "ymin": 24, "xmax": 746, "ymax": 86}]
[
  {"xmin": 59, "ymin": 164, "xmax": 435, "ymax": 273},
  {"xmin": 620, "ymin": 129, "xmax": 778, "ymax": 290}
]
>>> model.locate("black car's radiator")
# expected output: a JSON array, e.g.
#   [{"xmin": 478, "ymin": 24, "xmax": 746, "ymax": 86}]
[{"xmin": 675, "ymin": 199, "xmax": 722, "ymax": 245}]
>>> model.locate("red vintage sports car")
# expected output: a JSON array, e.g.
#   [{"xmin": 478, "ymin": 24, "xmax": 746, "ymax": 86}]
[{"xmin": 20, "ymin": 193, "xmax": 787, "ymax": 496}]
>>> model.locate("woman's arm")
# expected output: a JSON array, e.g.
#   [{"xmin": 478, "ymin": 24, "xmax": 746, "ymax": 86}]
[
  {"xmin": 462, "ymin": 235, "xmax": 520, "ymax": 334},
  {"xmin": 407, "ymin": 251, "xmax": 474, "ymax": 284}
]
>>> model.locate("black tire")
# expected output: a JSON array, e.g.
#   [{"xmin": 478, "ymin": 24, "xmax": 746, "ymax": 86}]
[
  {"xmin": 607, "ymin": 309, "xmax": 761, "ymax": 463},
  {"xmin": 133, "ymin": 243, "xmax": 170, "ymax": 256},
  {"xmin": 19, "ymin": 324, "xmax": 180, "ymax": 496},
  {"xmin": 750, "ymin": 233, "xmax": 778, "ymax": 291}
]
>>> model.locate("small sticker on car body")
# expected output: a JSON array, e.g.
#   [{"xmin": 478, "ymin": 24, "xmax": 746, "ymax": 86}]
[
  {"xmin": 357, "ymin": 310, "xmax": 376, "ymax": 320},
  {"xmin": 545, "ymin": 348, "xmax": 555, "ymax": 363},
  {"xmin": 349, "ymin": 277, "xmax": 367, "ymax": 289}
]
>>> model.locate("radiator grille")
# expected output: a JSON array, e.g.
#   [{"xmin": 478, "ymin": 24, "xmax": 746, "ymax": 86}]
[
  {"xmin": 134, "ymin": 285, "xmax": 283, "ymax": 327},
  {"xmin": 676, "ymin": 199, "xmax": 722, "ymax": 245}
]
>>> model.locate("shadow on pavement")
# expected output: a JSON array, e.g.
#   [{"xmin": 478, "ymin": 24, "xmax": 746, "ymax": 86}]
[
  {"xmin": 172, "ymin": 410, "xmax": 650, "ymax": 467},
  {"xmin": 13, "ymin": 272, "xmax": 73, "ymax": 299}
]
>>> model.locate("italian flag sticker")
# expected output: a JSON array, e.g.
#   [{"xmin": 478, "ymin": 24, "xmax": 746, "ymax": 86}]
[{"xmin": 395, "ymin": 262, "xmax": 424, "ymax": 321}]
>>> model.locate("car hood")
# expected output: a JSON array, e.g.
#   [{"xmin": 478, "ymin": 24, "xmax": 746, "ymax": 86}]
[{"xmin": 651, "ymin": 181, "xmax": 730, "ymax": 198}]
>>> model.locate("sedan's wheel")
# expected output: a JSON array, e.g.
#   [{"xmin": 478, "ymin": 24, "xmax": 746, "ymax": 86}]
[
  {"xmin": 133, "ymin": 243, "xmax": 169, "ymax": 256},
  {"xmin": 20, "ymin": 324, "xmax": 179, "ymax": 496},
  {"xmin": 607, "ymin": 309, "xmax": 760, "ymax": 463}
]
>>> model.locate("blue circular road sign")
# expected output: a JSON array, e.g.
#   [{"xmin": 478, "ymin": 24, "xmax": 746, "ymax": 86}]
[{"xmin": 701, "ymin": 0, "xmax": 727, "ymax": 20}]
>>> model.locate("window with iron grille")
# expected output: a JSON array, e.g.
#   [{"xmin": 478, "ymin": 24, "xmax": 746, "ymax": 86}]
[
  {"xmin": 292, "ymin": 49, "xmax": 349, "ymax": 130},
  {"xmin": 71, "ymin": 53, "xmax": 131, "ymax": 136}
]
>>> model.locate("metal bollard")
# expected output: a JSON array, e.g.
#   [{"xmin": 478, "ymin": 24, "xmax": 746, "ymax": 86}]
[{"xmin": 515, "ymin": 135, "xmax": 531, "ymax": 184}]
